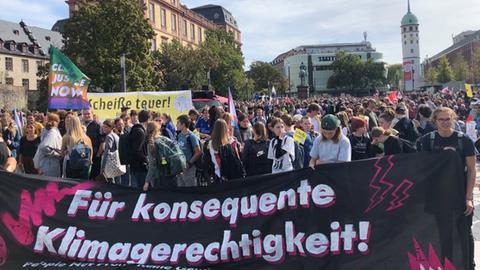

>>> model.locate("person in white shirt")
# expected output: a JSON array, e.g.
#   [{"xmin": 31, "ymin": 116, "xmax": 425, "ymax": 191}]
[
  {"xmin": 307, "ymin": 103, "xmax": 322, "ymax": 133},
  {"xmin": 268, "ymin": 118, "xmax": 295, "ymax": 174},
  {"xmin": 309, "ymin": 114, "xmax": 351, "ymax": 167}
]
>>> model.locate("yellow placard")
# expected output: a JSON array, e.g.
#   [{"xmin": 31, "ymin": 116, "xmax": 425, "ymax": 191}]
[
  {"xmin": 88, "ymin": 91, "xmax": 193, "ymax": 121},
  {"xmin": 293, "ymin": 128, "xmax": 307, "ymax": 144},
  {"xmin": 465, "ymin": 84, "xmax": 473, "ymax": 98}
]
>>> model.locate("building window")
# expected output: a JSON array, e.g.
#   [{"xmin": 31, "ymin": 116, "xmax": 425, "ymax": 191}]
[
  {"xmin": 171, "ymin": 14, "xmax": 177, "ymax": 32},
  {"xmin": 411, "ymin": 49, "xmax": 414, "ymax": 53},
  {"xmin": 198, "ymin": 27, "xmax": 202, "ymax": 43},
  {"xmin": 171, "ymin": 0, "xmax": 176, "ymax": 5},
  {"xmin": 5, "ymin": 78, "xmax": 13, "ymax": 85},
  {"xmin": 22, "ymin": 79, "xmax": 29, "ymax": 89},
  {"xmin": 149, "ymin": 3, "xmax": 155, "ymax": 22},
  {"xmin": 191, "ymin": 23, "xmax": 195, "ymax": 41},
  {"xmin": 36, "ymin": 61, "xmax": 43, "ymax": 70},
  {"xmin": 5, "ymin": 57, "xmax": 13, "ymax": 71},
  {"xmin": 412, "ymin": 60, "xmax": 415, "ymax": 64},
  {"xmin": 151, "ymin": 39, "xmax": 157, "ymax": 51},
  {"xmin": 404, "ymin": 41, "xmax": 406, "ymax": 45},
  {"xmin": 416, "ymin": 40, "xmax": 419, "ymax": 44},
  {"xmin": 160, "ymin": 8, "xmax": 167, "ymax": 29},
  {"xmin": 403, "ymin": 35, "xmax": 406, "ymax": 38},
  {"xmin": 415, "ymin": 26, "xmax": 418, "ymax": 31},
  {"xmin": 183, "ymin": 19, "xmax": 188, "ymax": 37},
  {"xmin": 45, "ymin": 36, "xmax": 51, "ymax": 41},
  {"xmin": 22, "ymin": 59, "xmax": 29, "ymax": 72},
  {"xmin": 403, "ymin": 27, "xmax": 406, "ymax": 32},
  {"xmin": 409, "ymin": 26, "xmax": 412, "ymax": 31},
  {"xmin": 410, "ymin": 40, "xmax": 413, "ymax": 44}
]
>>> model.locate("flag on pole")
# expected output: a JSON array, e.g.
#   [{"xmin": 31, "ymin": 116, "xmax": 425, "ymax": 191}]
[
  {"xmin": 13, "ymin": 109, "xmax": 23, "ymax": 138},
  {"xmin": 228, "ymin": 87, "xmax": 238, "ymax": 128},
  {"xmin": 465, "ymin": 84, "xmax": 474, "ymax": 98},
  {"xmin": 441, "ymin": 87, "xmax": 449, "ymax": 94},
  {"xmin": 387, "ymin": 91, "xmax": 398, "ymax": 104},
  {"xmin": 48, "ymin": 46, "xmax": 91, "ymax": 110}
]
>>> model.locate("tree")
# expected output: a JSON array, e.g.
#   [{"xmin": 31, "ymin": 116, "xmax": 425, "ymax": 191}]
[
  {"xmin": 35, "ymin": 64, "xmax": 50, "ymax": 112},
  {"xmin": 425, "ymin": 67, "xmax": 438, "ymax": 86},
  {"xmin": 452, "ymin": 53, "xmax": 470, "ymax": 81},
  {"xmin": 436, "ymin": 56, "xmax": 453, "ymax": 83},
  {"xmin": 386, "ymin": 64, "xmax": 403, "ymax": 88},
  {"xmin": 153, "ymin": 40, "xmax": 210, "ymax": 90},
  {"xmin": 327, "ymin": 51, "xmax": 386, "ymax": 92},
  {"xmin": 63, "ymin": 0, "xmax": 156, "ymax": 92},
  {"xmin": 246, "ymin": 61, "xmax": 288, "ymax": 93},
  {"xmin": 200, "ymin": 29, "xmax": 246, "ymax": 98},
  {"xmin": 472, "ymin": 50, "xmax": 480, "ymax": 83}
]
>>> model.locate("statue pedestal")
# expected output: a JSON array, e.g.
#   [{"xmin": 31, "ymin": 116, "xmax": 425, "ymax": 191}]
[{"xmin": 297, "ymin": 85, "xmax": 310, "ymax": 99}]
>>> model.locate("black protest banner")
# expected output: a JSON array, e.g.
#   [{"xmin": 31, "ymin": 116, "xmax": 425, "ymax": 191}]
[{"xmin": 0, "ymin": 151, "xmax": 470, "ymax": 269}]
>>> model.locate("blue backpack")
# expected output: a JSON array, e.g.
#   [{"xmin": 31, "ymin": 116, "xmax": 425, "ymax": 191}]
[{"xmin": 69, "ymin": 141, "xmax": 92, "ymax": 170}]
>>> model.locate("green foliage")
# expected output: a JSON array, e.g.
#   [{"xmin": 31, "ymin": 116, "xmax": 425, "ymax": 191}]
[
  {"xmin": 200, "ymin": 29, "xmax": 246, "ymax": 98},
  {"xmin": 327, "ymin": 52, "xmax": 386, "ymax": 92},
  {"xmin": 436, "ymin": 56, "xmax": 453, "ymax": 83},
  {"xmin": 452, "ymin": 53, "xmax": 470, "ymax": 81},
  {"xmin": 425, "ymin": 67, "xmax": 438, "ymax": 86},
  {"xmin": 246, "ymin": 61, "xmax": 288, "ymax": 93},
  {"xmin": 63, "ymin": 0, "xmax": 156, "ymax": 92},
  {"xmin": 153, "ymin": 40, "xmax": 209, "ymax": 90},
  {"xmin": 35, "ymin": 64, "xmax": 50, "ymax": 112},
  {"xmin": 386, "ymin": 64, "xmax": 403, "ymax": 88}
]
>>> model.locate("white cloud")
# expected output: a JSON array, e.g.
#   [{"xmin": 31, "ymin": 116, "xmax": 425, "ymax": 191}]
[
  {"xmin": 183, "ymin": 0, "xmax": 480, "ymax": 67},
  {"xmin": 2, "ymin": 0, "xmax": 479, "ymax": 68}
]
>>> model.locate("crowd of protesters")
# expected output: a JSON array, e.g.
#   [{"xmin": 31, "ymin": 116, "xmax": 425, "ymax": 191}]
[{"xmin": 0, "ymin": 89, "xmax": 478, "ymax": 269}]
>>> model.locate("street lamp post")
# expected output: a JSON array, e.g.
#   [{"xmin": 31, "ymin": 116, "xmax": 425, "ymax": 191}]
[
  {"xmin": 412, "ymin": 68, "xmax": 415, "ymax": 91},
  {"xmin": 120, "ymin": 53, "xmax": 127, "ymax": 93}
]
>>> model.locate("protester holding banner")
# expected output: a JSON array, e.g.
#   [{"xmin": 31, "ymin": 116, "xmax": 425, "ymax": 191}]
[
  {"xmin": 18, "ymin": 123, "xmax": 40, "ymax": 174},
  {"xmin": 0, "ymin": 141, "xmax": 16, "ymax": 172},
  {"xmin": 129, "ymin": 110, "xmax": 149, "ymax": 188},
  {"xmin": 204, "ymin": 119, "xmax": 245, "ymax": 182},
  {"xmin": 370, "ymin": 127, "xmax": 403, "ymax": 156},
  {"xmin": 1, "ymin": 112, "xmax": 21, "ymax": 159},
  {"xmin": 419, "ymin": 107, "xmax": 476, "ymax": 270},
  {"xmin": 82, "ymin": 109, "xmax": 103, "ymax": 179},
  {"xmin": 62, "ymin": 115, "xmax": 93, "ymax": 180},
  {"xmin": 176, "ymin": 115, "xmax": 202, "ymax": 187},
  {"xmin": 348, "ymin": 117, "xmax": 372, "ymax": 161},
  {"xmin": 101, "ymin": 119, "xmax": 122, "ymax": 184},
  {"xmin": 33, "ymin": 113, "xmax": 62, "ymax": 177},
  {"xmin": 268, "ymin": 118, "xmax": 295, "ymax": 173},
  {"xmin": 241, "ymin": 122, "xmax": 272, "ymax": 177},
  {"xmin": 309, "ymin": 114, "xmax": 351, "ymax": 167}
]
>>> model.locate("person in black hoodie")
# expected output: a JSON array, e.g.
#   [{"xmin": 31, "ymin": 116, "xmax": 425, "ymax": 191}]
[
  {"xmin": 348, "ymin": 117, "xmax": 372, "ymax": 161},
  {"xmin": 82, "ymin": 109, "xmax": 103, "ymax": 179},
  {"xmin": 242, "ymin": 122, "xmax": 272, "ymax": 177},
  {"xmin": 370, "ymin": 127, "xmax": 403, "ymax": 156},
  {"xmin": 393, "ymin": 105, "xmax": 420, "ymax": 143},
  {"xmin": 128, "ymin": 110, "xmax": 150, "ymax": 188},
  {"xmin": 414, "ymin": 105, "xmax": 436, "ymax": 136}
]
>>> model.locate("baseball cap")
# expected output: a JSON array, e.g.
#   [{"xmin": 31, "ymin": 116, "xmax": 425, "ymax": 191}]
[{"xmin": 321, "ymin": 114, "xmax": 340, "ymax": 131}]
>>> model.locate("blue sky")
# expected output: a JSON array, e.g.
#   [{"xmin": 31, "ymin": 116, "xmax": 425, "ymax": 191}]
[{"xmin": 1, "ymin": 0, "xmax": 480, "ymax": 68}]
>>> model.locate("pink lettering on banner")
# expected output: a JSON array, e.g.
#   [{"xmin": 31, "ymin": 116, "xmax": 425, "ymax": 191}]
[
  {"xmin": 0, "ymin": 234, "xmax": 7, "ymax": 266},
  {"xmin": 1, "ymin": 182, "xmax": 95, "ymax": 246}
]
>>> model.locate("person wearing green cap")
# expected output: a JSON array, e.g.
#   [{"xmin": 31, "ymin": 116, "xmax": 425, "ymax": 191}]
[{"xmin": 309, "ymin": 114, "xmax": 351, "ymax": 168}]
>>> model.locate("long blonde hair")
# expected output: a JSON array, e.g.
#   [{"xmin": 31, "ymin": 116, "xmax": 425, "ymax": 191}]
[
  {"xmin": 63, "ymin": 115, "xmax": 87, "ymax": 149},
  {"xmin": 1, "ymin": 113, "xmax": 16, "ymax": 137},
  {"xmin": 211, "ymin": 119, "xmax": 229, "ymax": 151}
]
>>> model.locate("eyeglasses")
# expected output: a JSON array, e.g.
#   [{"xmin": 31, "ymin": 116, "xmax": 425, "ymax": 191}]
[{"xmin": 436, "ymin": 118, "xmax": 452, "ymax": 122}]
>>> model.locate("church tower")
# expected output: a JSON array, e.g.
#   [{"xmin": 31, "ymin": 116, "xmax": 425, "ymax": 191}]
[{"xmin": 401, "ymin": 0, "xmax": 421, "ymax": 91}]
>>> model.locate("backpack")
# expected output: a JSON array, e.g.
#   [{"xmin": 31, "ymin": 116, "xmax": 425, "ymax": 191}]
[
  {"xmin": 219, "ymin": 143, "xmax": 246, "ymax": 181},
  {"xmin": 69, "ymin": 140, "xmax": 92, "ymax": 170},
  {"xmin": 399, "ymin": 138, "xmax": 417, "ymax": 153},
  {"xmin": 154, "ymin": 136, "xmax": 187, "ymax": 177},
  {"xmin": 118, "ymin": 131, "xmax": 131, "ymax": 165},
  {"xmin": 286, "ymin": 134, "xmax": 305, "ymax": 170},
  {"xmin": 429, "ymin": 132, "xmax": 464, "ymax": 153}
]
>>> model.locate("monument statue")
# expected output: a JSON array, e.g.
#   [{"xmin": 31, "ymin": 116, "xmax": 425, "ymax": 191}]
[{"xmin": 299, "ymin": 62, "xmax": 307, "ymax": 86}]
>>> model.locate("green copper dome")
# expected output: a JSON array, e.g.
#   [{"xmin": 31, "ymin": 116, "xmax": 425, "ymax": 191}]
[{"xmin": 401, "ymin": 12, "xmax": 418, "ymax": 25}]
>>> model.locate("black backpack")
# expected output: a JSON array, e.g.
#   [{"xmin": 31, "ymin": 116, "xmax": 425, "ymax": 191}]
[
  {"xmin": 118, "ymin": 131, "xmax": 131, "ymax": 165},
  {"xmin": 399, "ymin": 138, "xmax": 417, "ymax": 153},
  {"xmin": 285, "ymin": 134, "xmax": 305, "ymax": 170},
  {"xmin": 69, "ymin": 140, "xmax": 92, "ymax": 170}
]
